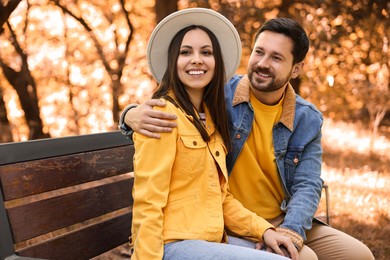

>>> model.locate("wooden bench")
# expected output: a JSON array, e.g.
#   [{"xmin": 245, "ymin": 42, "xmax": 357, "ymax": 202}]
[
  {"xmin": 0, "ymin": 130, "xmax": 331, "ymax": 260},
  {"xmin": 0, "ymin": 131, "xmax": 134, "ymax": 260}
]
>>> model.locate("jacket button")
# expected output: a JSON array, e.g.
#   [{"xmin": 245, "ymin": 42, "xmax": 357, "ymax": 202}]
[
  {"xmin": 235, "ymin": 133, "xmax": 241, "ymax": 139},
  {"xmin": 216, "ymin": 151, "xmax": 220, "ymax": 157},
  {"xmin": 193, "ymin": 141, "xmax": 197, "ymax": 146}
]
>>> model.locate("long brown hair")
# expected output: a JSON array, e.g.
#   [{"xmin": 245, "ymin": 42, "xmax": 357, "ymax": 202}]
[{"xmin": 152, "ymin": 25, "xmax": 231, "ymax": 151}]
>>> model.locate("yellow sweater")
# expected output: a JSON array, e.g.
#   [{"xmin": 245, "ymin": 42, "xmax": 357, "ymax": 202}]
[{"xmin": 229, "ymin": 90, "xmax": 285, "ymax": 220}]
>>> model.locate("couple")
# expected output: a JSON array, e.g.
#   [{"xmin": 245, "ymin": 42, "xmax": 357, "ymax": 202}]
[{"xmin": 123, "ymin": 7, "xmax": 374, "ymax": 260}]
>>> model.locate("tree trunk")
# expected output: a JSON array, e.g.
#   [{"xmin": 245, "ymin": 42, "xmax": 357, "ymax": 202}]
[
  {"xmin": 0, "ymin": 0, "xmax": 23, "ymax": 34},
  {"xmin": 155, "ymin": 0, "xmax": 178, "ymax": 23},
  {"xmin": 1, "ymin": 22, "xmax": 49, "ymax": 140},
  {"xmin": 278, "ymin": 0, "xmax": 295, "ymax": 18},
  {"xmin": 0, "ymin": 60, "xmax": 49, "ymax": 140},
  {"xmin": 369, "ymin": 106, "xmax": 387, "ymax": 155},
  {"xmin": 0, "ymin": 87, "xmax": 13, "ymax": 143},
  {"xmin": 112, "ymin": 77, "xmax": 122, "ymax": 125}
]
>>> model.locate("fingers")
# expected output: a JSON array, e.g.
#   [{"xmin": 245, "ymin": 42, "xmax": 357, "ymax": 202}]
[
  {"xmin": 140, "ymin": 123, "xmax": 174, "ymax": 134},
  {"xmin": 255, "ymin": 242, "xmax": 264, "ymax": 250},
  {"xmin": 270, "ymin": 240, "xmax": 298, "ymax": 260},
  {"xmin": 144, "ymin": 109, "xmax": 177, "ymax": 121},
  {"xmin": 268, "ymin": 243, "xmax": 285, "ymax": 257},
  {"xmin": 138, "ymin": 129, "xmax": 161, "ymax": 139},
  {"xmin": 144, "ymin": 99, "xmax": 166, "ymax": 107},
  {"xmin": 282, "ymin": 241, "xmax": 299, "ymax": 260},
  {"xmin": 263, "ymin": 229, "xmax": 299, "ymax": 259}
]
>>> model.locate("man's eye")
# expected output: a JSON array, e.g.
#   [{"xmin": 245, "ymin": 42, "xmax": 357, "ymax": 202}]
[{"xmin": 273, "ymin": 56, "xmax": 282, "ymax": 61}]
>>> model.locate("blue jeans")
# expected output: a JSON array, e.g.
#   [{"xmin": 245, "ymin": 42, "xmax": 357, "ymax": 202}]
[{"xmin": 163, "ymin": 236, "xmax": 288, "ymax": 260}]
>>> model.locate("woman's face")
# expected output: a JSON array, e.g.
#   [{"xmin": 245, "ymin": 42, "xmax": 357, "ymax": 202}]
[{"xmin": 177, "ymin": 28, "xmax": 215, "ymax": 98}]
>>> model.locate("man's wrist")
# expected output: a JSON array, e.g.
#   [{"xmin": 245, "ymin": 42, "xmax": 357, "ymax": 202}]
[
  {"xmin": 276, "ymin": 227, "xmax": 304, "ymax": 251},
  {"xmin": 118, "ymin": 103, "xmax": 138, "ymax": 137}
]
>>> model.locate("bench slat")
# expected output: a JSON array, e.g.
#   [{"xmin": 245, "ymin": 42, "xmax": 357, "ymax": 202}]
[
  {"xmin": 0, "ymin": 132, "xmax": 135, "ymax": 259},
  {"xmin": 8, "ymin": 177, "xmax": 134, "ymax": 243},
  {"xmin": 17, "ymin": 211, "xmax": 132, "ymax": 260},
  {"xmin": 0, "ymin": 131, "xmax": 132, "ymax": 166},
  {"xmin": 0, "ymin": 145, "xmax": 134, "ymax": 201}
]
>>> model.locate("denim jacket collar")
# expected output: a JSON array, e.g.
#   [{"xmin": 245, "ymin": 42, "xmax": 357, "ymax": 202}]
[{"xmin": 231, "ymin": 75, "xmax": 296, "ymax": 132}]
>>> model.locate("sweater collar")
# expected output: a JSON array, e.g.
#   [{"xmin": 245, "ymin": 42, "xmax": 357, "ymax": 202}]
[{"xmin": 232, "ymin": 75, "xmax": 296, "ymax": 131}]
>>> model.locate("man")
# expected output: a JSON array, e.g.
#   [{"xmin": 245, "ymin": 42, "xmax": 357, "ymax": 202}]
[{"xmin": 119, "ymin": 17, "xmax": 374, "ymax": 260}]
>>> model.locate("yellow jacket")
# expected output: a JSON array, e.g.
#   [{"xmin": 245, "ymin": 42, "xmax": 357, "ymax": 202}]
[{"xmin": 130, "ymin": 100, "xmax": 273, "ymax": 260}]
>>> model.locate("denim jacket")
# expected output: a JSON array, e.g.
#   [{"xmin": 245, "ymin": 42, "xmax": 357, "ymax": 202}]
[{"xmin": 225, "ymin": 75, "xmax": 324, "ymax": 240}]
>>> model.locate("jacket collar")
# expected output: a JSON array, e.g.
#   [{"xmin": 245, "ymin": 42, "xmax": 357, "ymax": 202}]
[
  {"xmin": 178, "ymin": 101, "xmax": 216, "ymax": 136},
  {"xmin": 202, "ymin": 103, "xmax": 216, "ymax": 136},
  {"xmin": 232, "ymin": 75, "xmax": 296, "ymax": 131}
]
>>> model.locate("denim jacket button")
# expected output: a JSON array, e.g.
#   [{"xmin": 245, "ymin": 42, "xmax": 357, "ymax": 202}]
[{"xmin": 235, "ymin": 133, "xmax": 241, "ymax": 139}]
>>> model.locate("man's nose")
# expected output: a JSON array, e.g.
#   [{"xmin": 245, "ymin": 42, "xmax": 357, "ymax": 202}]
[{"xmin": 257, "ymin": 57, "xmax": 270, "ymax": 68}]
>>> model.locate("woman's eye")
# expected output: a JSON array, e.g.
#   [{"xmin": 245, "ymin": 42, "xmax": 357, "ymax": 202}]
[{"xmin": 180, "ymin": 50, "xmax": 190, "ymax": 55}]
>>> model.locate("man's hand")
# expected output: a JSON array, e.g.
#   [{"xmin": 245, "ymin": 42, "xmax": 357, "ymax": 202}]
[
  {"xmin": 124, "ymin": 99, "xmax": 177, "ymax": 139},
  {"xmin": 260, "ymin": 228, "xmax": 299, "ymax": 260}
]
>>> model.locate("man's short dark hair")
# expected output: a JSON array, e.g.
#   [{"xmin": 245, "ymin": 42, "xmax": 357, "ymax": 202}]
[{"xmin": 254, "ymin": 18, "xmax": 309, "ymax": 64}]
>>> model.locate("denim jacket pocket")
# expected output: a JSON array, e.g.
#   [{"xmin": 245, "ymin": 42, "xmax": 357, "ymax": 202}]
[
  {"xmin": 178, "ymin": 136, "xmax": 207, "ymax": 177},
  {"xmin": 284, "ymin": 148, "xmax": 303, "ymax": 186}
]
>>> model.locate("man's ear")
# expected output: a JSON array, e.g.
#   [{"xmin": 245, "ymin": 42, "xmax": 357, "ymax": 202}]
[{"xmin": 291, "ymin": 62, "xmax": 304, "ymax": 79}]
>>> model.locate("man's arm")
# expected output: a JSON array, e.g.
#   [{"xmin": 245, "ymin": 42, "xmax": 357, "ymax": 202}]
[{"xmin": 119, "ymin": 99, "xmax": 177, "ymax": 139}]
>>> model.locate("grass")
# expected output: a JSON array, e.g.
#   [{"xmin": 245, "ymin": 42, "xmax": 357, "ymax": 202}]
[{"xmin": 317, "ymin": 119, "xmax": 390, "ymax": 260}]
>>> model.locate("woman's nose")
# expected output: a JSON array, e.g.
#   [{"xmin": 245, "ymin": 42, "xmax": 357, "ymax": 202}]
[{"xmin": 191, "ymin": 53, "xmax": 203, "ymax": 64}]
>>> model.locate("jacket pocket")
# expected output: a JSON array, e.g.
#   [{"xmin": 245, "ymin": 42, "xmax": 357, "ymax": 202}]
[
  {"xmin": 284, "ymin": 148, "xmax": 303, "ymax": 186},
  {"xmin": 177, "ymin": 136, "xmax": 206, "ymax": 178},
  {"xmin": 164, "ymin": 193, "xmax": 200, "ymax": 232}
]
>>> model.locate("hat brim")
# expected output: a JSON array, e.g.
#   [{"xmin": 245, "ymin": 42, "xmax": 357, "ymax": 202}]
[{"xmin": 147, "ymin": 8, "xmax": 242, "ymax": 83}]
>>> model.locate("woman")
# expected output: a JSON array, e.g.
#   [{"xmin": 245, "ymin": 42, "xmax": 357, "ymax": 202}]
[{"xmin": 130, "ymin": 8, "xmax": 298, "ymax": 260}]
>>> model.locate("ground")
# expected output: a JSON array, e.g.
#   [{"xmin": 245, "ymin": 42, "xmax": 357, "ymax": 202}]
[{"xmin": 93, "ymin": 119, "xmax": 390, "ymax": 260}]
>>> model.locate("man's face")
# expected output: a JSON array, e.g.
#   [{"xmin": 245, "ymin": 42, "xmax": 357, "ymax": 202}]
[{"xmin": 247, "ymin": 30, "xmax": 301, "ymax": 93}]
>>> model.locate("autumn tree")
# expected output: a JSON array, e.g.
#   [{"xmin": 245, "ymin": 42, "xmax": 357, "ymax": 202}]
[
  {"xmin": 0, "ymin": 1, "xmax": 49, "ymax": 140},
  {"xmin": 51, "ymin": 0, "xmax": 134, "ymax": 125},
  {"xmin": 0, "ymin": 0, "xmax": 388, "ymax": 142},
  {"xmin": 1, "ymin": 0, "xmax": 23, "ymax": 142}
]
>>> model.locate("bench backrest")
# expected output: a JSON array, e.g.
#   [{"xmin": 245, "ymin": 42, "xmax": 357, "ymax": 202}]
[{"xmin": 0, "ymin": 131, "xmax": 134, "ymax": 260}]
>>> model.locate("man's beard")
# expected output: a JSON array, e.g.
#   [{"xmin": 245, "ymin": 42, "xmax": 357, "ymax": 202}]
[{"xmin": 248, "ymin": 67, "xmax": 291, "ymax": 93}]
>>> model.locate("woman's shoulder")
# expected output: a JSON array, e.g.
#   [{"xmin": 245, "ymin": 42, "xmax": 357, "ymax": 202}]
[{"xmin": 153, "ymin": 98, "xmax": 180, "ymax": 114}]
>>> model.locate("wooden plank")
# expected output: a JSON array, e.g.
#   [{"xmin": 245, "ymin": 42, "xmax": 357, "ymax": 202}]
[
  {"xmin": 0, "ymin": 131, "xmax": 132, "ymax": 166},
  {"xmin": 8, "ymin": 177, "xmax": 134, "ymax": 243},
  {"xmin": 0, "ymin": 145, "xmax": 134, "ymax": 200},
  {"xmin": 17, "ymin": 211, "xmax": 132, "ymax": 260},
  {"xmin": 0, "ymin": 190, "xmax": 15, "ymax": 260}
]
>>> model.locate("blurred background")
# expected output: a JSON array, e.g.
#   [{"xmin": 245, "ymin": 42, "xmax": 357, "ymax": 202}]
[{"xmin": 1, "ymin": 0, "xmax": 389, "ymax": 259}]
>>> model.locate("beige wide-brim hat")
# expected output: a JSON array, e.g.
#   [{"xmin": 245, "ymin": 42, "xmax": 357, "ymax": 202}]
[{"xmin": 147, "ymin": 8, "xmax": 242, "ymax": 83}]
